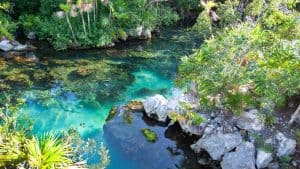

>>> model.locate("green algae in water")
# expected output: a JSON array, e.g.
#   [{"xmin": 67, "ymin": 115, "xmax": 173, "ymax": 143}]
[
  {"xmin": 1, "ymin": 28, "xmax": 201, "ymax": 169},
  {"xmin": 141, "ymin": 128, "xmax": 158, "ymax": 142}
]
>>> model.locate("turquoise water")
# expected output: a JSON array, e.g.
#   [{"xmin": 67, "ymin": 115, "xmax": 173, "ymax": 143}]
[{"xmin": 0, "ymin": 29, "xmax": 200, "ymax": 168}]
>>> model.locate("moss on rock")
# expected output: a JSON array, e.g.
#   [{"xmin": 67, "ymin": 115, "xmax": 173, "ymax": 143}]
[{"xmin": 141, "ymin": 128, "xmax": 158, "ymax": 143}]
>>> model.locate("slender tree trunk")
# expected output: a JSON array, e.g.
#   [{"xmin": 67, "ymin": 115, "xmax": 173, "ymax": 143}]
[
  {"xmin": 66, "ymin": 14, "xmax": 78, "ymax": 44},
  {"xmin": 93, "ymin": 0, "xmax": 96, "ymax": 23},
  {"xmin": 87, "ymin": 12, "xmax": 91, "ymax": 32},
  {"xmin": 80, "ymin": 11, "xmax": 87, "ymax": 36},
  {"xmin": 95, "ymin": 0, "xmax": 98, "ymax": 19}
]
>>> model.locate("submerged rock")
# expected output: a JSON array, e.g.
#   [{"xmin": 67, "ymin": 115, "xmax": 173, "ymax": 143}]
[
  {"xmin": 143, "ymin": 95, "xmax": 168, "ymax": 122},
  {"xmin": 256, "ymin": 150, "xmax": 273, "ymax": 169},
  {"xmin": 221, "ymin": 142, "xmax": 256, "ymax": 169},
  {"xmin": 275, "ymin": 132, "xmax": 296, "ymax": 157},
  {"xmin": 191, "ymin": 132, "xmax": 243, "ymax": 160},
  {"xmin": 125, "ymin": 100, "xmax": 144, "ymax": 112},
  {"xmin": 236, "ymin": 109, "xmax": 264, "ymax": 132}
]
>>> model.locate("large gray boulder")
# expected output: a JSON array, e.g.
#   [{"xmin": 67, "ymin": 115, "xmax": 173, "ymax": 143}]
[
  {"xmin": 143, "ymin": 95, "xmax": 168, "ymax": 122},
  {"xmin": 275, "ymin": 132, "xmax": 296, "ymax": 157},
  {"xmin": 236, "ymin": 109, "xmax": 264, "ymax": 132},
  {"xmin": 191, "ymin": 132, "xmax": 243, "ymax": 160},
  {"xmin": 0, "ymin": 40, "xmax": 14, "ymax": 51},
  {"xmin": 221, "ymin": 142, "xmax": 256, "ymax": 169},
  {"xmin": 256, "ymin": 150, "xmax": 273, "ymax": 169}
]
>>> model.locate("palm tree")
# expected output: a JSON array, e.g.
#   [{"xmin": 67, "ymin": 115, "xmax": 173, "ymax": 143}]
[
  {"xmin": 83, "ymin": 0, "xmax": 93, "ymax": 32},
  {"xmin": 77, "ymin": 0, "xmax": 88, "ymax": 36},
  {"xmin": 60, "ymin": 3, "xmax": 79, "ymax": 44}
]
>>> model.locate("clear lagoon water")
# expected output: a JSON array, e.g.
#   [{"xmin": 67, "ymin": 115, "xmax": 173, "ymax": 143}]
[{"xmin": 0, "ymin": 29, "xmax": 201, "ymax": 169}]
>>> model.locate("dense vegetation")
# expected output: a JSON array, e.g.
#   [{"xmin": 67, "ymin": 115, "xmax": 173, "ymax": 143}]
[
  {"xmin": 178, "ymin": 0, "xmax": 300, "ymax": 115},
  {"xmin": 0, "ymin": 0, "xmax": 200, "ymax": 50}
]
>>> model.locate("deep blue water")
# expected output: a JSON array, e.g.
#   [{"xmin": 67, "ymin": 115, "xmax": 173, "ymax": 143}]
[{"xmin": 0, "ymin": 29, "xmax": 200, "ymax": 169}]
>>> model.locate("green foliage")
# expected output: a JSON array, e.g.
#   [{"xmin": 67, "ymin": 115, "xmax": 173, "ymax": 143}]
[
  {"xmin": 296, "ymin": 130, "xmax": 300, "ymax": 143},
  {"xmin": 141, "ymin": 128, "xmax": 158, "ymax": 142},
  {"xmin": 25, "ymin": 133, "xmax": 72, "ymax": 169},
  {"xmin": 168, "ymin": 102, "xmax": 205, "ymax": 125},
  {"xmin": 279, "ymin": 155, "xmax": 292, "ymax": 169},
  {"xmin": 193, "ymin": 0, "xmax": 242, "ymax": 39},
  {"xmin": 0, "ymin": 12, "xmax": 17, "ymax": 39},
  {"xmin": 250, "ymin": 133, "xmax": 273, "ymax": 153},
  {"xmin": 18, "ymin": 0, "xmax": 179, "ymax": 50},
  {"xmin": 178, "ymin": 0, "xmax": 300, "ymax": 113}
]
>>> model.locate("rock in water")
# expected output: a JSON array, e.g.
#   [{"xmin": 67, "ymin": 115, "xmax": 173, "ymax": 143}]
[
  {"xmin": 221, "ymin": 142, "xmax": 256, "ymax": 169},
  {"xmin": 0, "ymin": 40, "xmax": 14, "ymax": 52},
  {"xmin": 27, "ymin": 32, "xmax": 36, "ymax": 40},
  {"xmin": 136, "ymin": 26, "xmax": 143, "ymax": 37},
  {"xmin": 143, "ymin": 95, "xmax": 168, "ymax": 122},
  {"xmin": 256, "ymin": 150, "xmax": 273, "ymax": 169},
  {"xmin": 142, "ymin": 28, "xmax": 152, "ymax": 39},
  {"xmin": 236, "ymin": 109, "xmax": 264, "ymax": 132},
  {"xmin": 275, "ymin": 132, "xmax": 296, "ymax": 157},
  {"xmin": 13, "ymin": 44, "xmax": 28, "ymax": 51},
  {"xmin": 191, "ymin": 132, "xmax": 243, "ymax": 160}
]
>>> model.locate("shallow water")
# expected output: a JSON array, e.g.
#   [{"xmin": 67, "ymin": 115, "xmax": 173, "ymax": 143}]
[{"xmin": 0, "ymin": 29, "xmax": 200, "ymax": 169}]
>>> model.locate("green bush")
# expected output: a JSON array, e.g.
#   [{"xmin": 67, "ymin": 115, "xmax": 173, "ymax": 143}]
[
  {"xmin": 178, "ymin": 0, "xmax": 300, "ymax": 114},
  {"xmin": 0, "ymin": 12, "xmax": 17, "ymax": 39}
]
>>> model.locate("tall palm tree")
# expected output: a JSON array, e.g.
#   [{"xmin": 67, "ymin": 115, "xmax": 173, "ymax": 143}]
[
  {"xmin": 60, "ymin": 3, "xmax": 79, "ymax": 44},
  {"xmin": 77, "ymin": 0, "xmax": 88, "ymax": 36},
  {"xmin": 83, "ymin": 0, "xmax": 93, "ymax": 32}
]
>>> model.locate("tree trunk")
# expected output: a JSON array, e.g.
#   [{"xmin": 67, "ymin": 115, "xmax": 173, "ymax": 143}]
[
  {"xmin": 93, "ymin": 0, "xmax": 96, "ymax": 22},
  {"xmin": 288, "ymin": 104, "xmax": 300, "ymax": 126},
  {"xmin": 87, "ymin": 11, "xmax": 91, "ymax": 32},
  {"xmin": 80, "ymin": 11, "xmax": 87, "ymax": 36},
  {"xmin": 66, "ymin": 14, "xmax": 78, "ymax": 44}
]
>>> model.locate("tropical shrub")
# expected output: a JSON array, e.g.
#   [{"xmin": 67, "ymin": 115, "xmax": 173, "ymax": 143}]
[
  {"xmin": 0, "ymin": 2, "xmax": 17, "ymax": 39},
  {"xmin": 178, "ymin": 0, "xmax": 300, "ymax": 114},
  {"xmin": 0, "ymin": 100, "xmax": 110, "ymax": 169}
]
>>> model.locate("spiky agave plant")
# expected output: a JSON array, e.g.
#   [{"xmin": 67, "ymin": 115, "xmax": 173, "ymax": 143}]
[{"xmin": 25, "ymin": 133, "xmax": 73, "ymax": 169}]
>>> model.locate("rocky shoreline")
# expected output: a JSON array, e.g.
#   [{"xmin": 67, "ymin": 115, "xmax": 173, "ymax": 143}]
[{"xmin": 106, "ymin": 89, "xmax": 299, "ymax": 169}]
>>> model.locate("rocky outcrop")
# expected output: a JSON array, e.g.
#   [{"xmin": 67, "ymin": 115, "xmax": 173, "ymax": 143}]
[
  {"xmin": 221, "ymin": 142, "xmax": 256, "ymax": 169},
  {"xmin": 191, "ymin": 132, "xmax": 243, "ymax": 160},
  {"xmin": 0, "ymin": 40, "xmax": 14, "ymax": 51},
  {"xmin": 119, "ymin": 89, "xmax": 299, "ymax": 169},
  {"xmin": 236, "ymin": 109, "xmax": 264, "ymax": 132},
  {"xmin": 0, "ymin": 39, "xmax": 35, "ymax": 52},
  {"xmin": 143, "ymin": 95, "xmax": 168, "ymax": 122},
  {"xmin": 275, "ymin": 132, "xmax": 296, "ymax": 157},
  {"xmin": 256, "ymin": 150, "xmax": 273, "ymax": 169}
]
